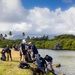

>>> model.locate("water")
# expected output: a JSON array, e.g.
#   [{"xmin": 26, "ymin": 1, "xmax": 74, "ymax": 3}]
[{"xmin": 38, "ymin": 49, "xmax": 75, "ymax": 75}]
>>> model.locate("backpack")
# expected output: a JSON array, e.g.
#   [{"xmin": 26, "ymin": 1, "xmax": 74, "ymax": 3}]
[
  {"xmin": 0, "ymin": 52, "xmax": 6, "ymax": 61},
  {"xmin": 18, "ymin": 62, "xmax": 30, "ymax": 69}
]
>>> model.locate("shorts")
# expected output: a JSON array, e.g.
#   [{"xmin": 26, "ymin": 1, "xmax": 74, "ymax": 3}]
[
  {"xmin": 36, "ymin": 68, "xmax": 46, "ymax": 74},
  {"xmin": 20, "ymin": 50, "xmax": 27, "ymax": 56},
  {"xmin": 22, "ymin": 50, "xmax": 27, "ymax": 55}
]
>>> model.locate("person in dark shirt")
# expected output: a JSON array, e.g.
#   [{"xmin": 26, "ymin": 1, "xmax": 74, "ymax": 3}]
[
  {"xmin": 19, "ymin": 39, "xmax": 27, "ymax": 62},
  {"xmin": 1, "ymin": 45, "xmax": 12, "ymax": 61},
  {"xmin": 28, "ymin": 42, "xmax": 38, "ymax": 59},
  {"xmin": 44, "ymin": 55, "xmax": 54, "ymax": 72},
  {"xmin": 33, "ymin": 54, "xmax": 47, "ymax": 75},
  {"xmin": 2, "ymin": 45, "xmax": 10, "ymax": 53}
]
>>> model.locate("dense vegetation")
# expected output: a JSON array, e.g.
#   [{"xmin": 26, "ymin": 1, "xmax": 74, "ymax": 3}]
[{"xmin": 0, "ymin": 34, "xmax": 75, "ymax": 50}]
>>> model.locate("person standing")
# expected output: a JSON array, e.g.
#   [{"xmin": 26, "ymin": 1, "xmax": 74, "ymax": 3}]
[{"xmin": 19, "ymin": 39, "xmax": 27, "ymax": 62}]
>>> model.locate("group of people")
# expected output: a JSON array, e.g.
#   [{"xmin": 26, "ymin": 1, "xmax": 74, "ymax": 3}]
[
  {"xmin": 0, "ymin": 39, "xmax": 55, "ymax": 75},
  {"xmin": 19, "ymin": 39, "xmax": 55, "ymax": 75}
]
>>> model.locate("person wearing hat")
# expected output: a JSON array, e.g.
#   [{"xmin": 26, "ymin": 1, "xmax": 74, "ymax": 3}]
[
  {"xmin": 28, "ymin": 42, "xmax": 39, "ymax": 59},
  {"xmin": 19, "ymin": 39, "xmax": 27, "ymax": 62}
]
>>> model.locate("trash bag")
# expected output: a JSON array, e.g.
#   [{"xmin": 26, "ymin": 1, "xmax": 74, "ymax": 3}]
[
  {"xmin": 25, "ymin": 52, "xmax": 33, "ymax": 63},
  {"xmin": 0, "ymin": 52, "xmax": 6, "ymax": 61},
  {"xmin": 18, "ymin": 61, "xmax": 30, "ymax": 69}
]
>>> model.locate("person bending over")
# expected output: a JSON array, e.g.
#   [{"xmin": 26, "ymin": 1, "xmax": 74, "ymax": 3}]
[
  {"xmin": 44, "ymin": 55, "xmax": 54, "ymax": 73},
  {"xmin": 33, "ymin": 54, "xmax": 47, "ymax": 75},
  {"xmin": 1, "ymin": 45, "xmax": 12, "ymax": 61},
  {"xmin": 28, "ymin": 42, "xmax": 38, "ymax": 59}
]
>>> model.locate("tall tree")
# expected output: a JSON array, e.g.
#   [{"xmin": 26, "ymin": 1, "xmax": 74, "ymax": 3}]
[
  {"xmin": 4, "ymin": 34, "xmax": 7, "ymax": 37},
  {"xmin": 0, "ymin": 34, "xmax": 3, "ymax": 37},
  {"xmin": 8, "ymin": 31, "xmax": 12, "ymax": 39},
  {"xmin": 9, "ymin": 31, "xmax": 12, "ymax": 36},
  {"xmin": 22, "ymin": 32, "xmax": 25, "ymax": 39},
  {"xmin": 4, "ymin": 34, "xmax": 7, "ymax": 39},
  {"xmin": 0, "ymin": 34, "xmax": 3, "ymax": 40}
]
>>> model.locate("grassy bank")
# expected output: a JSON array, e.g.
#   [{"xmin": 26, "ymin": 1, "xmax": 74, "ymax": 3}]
[{"xmin": 0, "ymin": 48, "xmax": 32, "ymax": 75}]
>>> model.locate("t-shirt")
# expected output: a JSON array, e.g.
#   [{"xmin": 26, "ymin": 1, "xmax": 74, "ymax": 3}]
[
  {"xmin": 34, "ymin": 57, "xmax": 46, "ymax": 68},
  {"xmin": 44, "ymin": 56, "xmax": 53, "ymax": 62},
  {"xmin": 30, "ymin": 44, "xmax": 38, "ymax": 54},
  {"xmin": 20, "ymin": 43, "xmax": 26, "ymax": 51},
  {"xmin": 3, "ymin": 47, "xmax": 9, "ymax": 52}
]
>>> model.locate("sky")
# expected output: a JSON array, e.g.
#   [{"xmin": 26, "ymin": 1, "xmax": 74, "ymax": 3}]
[{"xmin": 0, "ymin": 0, "xmax": 75, "ymax": 39}]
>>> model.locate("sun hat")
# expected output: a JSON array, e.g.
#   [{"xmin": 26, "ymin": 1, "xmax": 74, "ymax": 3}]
[{"xmin": 22, "ymin": 39, "xmax": 26, "ymax": 43}]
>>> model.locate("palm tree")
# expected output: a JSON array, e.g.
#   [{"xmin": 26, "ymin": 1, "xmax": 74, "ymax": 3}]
[
  {"xmin": 0, "ymin": 34, "xmax": 3, "ymax": 37},
  {"xmin": 4, "ymin": 34, "xmax": 7, "ymax": 39},
  {"xmin": 4, "ymin": 34, "xmax": 7, "ymax": 37},
  {"xmin": 8, "ymin": 31, "xmax": 12, "ymax": 39},
  {"xmin": 9, "ymin": 31, "xmax": 12, "ymax": 36},
  {"xmin": 0, "ymin": 34, "xmax": 3, "ymax": 40},
  {"xmin": 22, "ymin": 32, "xmax": 25, "ymax": 39}
]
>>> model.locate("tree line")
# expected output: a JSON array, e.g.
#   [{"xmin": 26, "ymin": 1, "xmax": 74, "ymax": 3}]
[{"xmin": 0, "ymin": 33, "xmax": 75, "ymax": 50}]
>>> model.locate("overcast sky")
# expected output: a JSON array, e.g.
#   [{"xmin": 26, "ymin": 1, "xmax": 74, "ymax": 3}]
[{"xmin": 0, "ymin": 0, "xmax": 75, "ymax": 39}]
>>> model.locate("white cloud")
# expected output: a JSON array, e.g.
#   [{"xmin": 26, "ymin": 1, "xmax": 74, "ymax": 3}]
[
  {"xmin": 13, "ymin": 22, "xmax": 32, "ymax": 32},
  {"xmin": 0, "ymin": 0, "xmax": 75, "ymax": 39},
  {"xmin": 0, "ymin": 0, "xmax": 28, "ymax": 23},
  {"xmin": 27, "ymin": 7, "xmax": 75, "ymax": 35}
]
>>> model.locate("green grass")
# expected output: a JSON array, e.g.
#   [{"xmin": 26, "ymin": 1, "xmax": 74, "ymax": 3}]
[
  {"xmin": 0, "ymin": 60, "xmax": 32, "ymax": 75},
  {"xmin": 0, "ymin": 49, "xmax": 55, "ymax": 75},
  {"xmin": 0, "ymin": 60, "xmax": 55, "ymax": 75},
  {"xmin": 0, "ymin": 49, "xmax": 32, "ymax": 75}
]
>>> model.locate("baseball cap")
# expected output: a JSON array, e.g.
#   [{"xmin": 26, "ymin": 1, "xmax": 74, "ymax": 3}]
[{"xmin": 28, "ymin": 42, "xmax": 32, "ymax": 44}]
